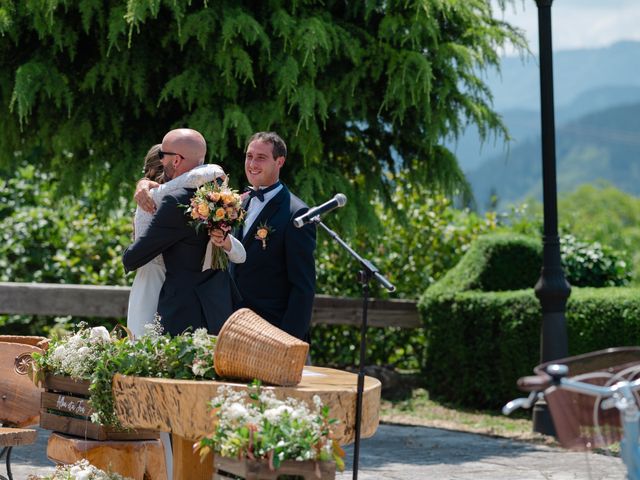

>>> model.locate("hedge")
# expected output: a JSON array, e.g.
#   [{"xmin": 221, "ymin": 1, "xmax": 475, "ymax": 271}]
[
  {"xmin": 420, "ymin": 233, "xmax": 639, "ymax": 409},
  {"xmin": 420, "ymin": 287, "xmax": 640, "ymax": 409}
]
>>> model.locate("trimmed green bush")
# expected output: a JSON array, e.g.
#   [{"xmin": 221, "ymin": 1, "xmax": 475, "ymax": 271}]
[
  {"xmin": 421, "ymin": 287, "xmax": 640, "ymax": 409},
  {"xmin": 421, "ymin": 232, "xmax": 640, "ymax": 409},
  {"xmin": 428, "ymin": 233, "xmax": 542, "ymax": 296}
]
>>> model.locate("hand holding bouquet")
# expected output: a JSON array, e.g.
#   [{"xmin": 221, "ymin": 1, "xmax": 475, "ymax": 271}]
[{"xmin": 186, "ymin": 178, "xmax": 246, "ymax": 270}]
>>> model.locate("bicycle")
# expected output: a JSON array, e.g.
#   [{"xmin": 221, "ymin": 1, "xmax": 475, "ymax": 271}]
[{"xmin": 503, "ymin": 347, "xmax": 640, "ymax": 480}]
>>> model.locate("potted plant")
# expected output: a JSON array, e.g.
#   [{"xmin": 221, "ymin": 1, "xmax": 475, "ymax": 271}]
[{"xmin": 197, "ymin": 382, "xmax": 345, "ymax": 479}]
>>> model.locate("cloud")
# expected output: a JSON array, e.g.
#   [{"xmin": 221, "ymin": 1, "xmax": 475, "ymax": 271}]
[{"xmin": 494, "ymin": 0, "xmax": 640, "ymax": 53}]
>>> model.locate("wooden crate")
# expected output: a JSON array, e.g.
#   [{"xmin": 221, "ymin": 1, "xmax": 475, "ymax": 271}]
[
  {"xmin": 40, "ymin": 374, "xmax": 159, "ymax": 441},
  {"xmin": 214, "ymin": 456, "xmax": 336, "ymax": 480}
]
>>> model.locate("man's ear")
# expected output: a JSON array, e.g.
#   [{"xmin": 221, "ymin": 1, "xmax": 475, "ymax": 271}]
[{"xmin": 276, "ymin": 156, "xmax": 285, "ymax": 168}]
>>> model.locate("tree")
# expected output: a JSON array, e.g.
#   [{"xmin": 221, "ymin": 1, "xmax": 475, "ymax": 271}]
[{"xmin": 0, "ymin": 0, "xmax": 526, "ymax": 211}]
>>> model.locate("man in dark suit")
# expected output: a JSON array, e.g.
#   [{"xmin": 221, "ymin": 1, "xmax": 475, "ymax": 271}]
[
  {"xmin": 123, "ymin": 128, "xmax": 234, "ymax": 335},
  {"xmin": 231, "ymin": 132, "xmax": 316, "ymax": 341}
]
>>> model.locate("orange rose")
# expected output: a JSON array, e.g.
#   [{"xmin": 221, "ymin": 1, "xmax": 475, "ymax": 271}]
[
  {"xmin": 197, "ymin": 203, "xmax": 210, "ymax": 217},
  {"xmin": 215, "ymin": 207, "xmax": 226, "ymax": 219},
  {"xmin": 209, "ymin": 192, "xmax": 221, "ymax": 202},
  {"xmin": 256, "ymin": 228, "xmax": 268, "ymax": 239},
  {"xmin": 191, "ymin": 208, "xmax": 200, "ymax": 219}
]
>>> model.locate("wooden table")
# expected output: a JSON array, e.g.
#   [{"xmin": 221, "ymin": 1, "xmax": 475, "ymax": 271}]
[{"xmin": 112, "ymin": 366, "xmax": 381, "ymax": 480}]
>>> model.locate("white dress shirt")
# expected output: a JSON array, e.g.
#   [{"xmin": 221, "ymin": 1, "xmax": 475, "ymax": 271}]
[{"xmin": 242, "ymin": 183, "xmax": 284, "ymax": 237}]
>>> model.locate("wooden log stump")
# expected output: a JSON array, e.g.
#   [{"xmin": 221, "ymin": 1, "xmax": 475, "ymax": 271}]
[
  {"xmin": 47, "ymin": 432, "xmax": 168, "ymax": 480},
  {"xmin": 113, "ymin": 367, "xmax": 381, "ymax": 443},
  {"xmin": 112, "ymin": 367, "xmax": 380, "ymax": 480}
]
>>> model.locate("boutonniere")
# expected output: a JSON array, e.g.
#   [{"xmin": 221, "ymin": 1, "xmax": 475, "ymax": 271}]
[{"xmin": 255, "ymin": 222, "xmax": 274, "ymax": 250}]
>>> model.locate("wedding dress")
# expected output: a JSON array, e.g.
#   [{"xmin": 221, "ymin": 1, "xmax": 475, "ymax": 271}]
[{"xmin": 126, "ymin": 164, "xmax": 246, "ymax": 337}]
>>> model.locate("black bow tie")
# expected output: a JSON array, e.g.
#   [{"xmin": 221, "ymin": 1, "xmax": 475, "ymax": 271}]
[{"xmin": 246, "ymin": 182, "xmax": 281, "ymax": 202}]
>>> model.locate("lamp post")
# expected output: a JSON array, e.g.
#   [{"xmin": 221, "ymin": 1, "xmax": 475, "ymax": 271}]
[{"xmin": 532, "ymin": 0, "xmax": 571, "ymax": 435}]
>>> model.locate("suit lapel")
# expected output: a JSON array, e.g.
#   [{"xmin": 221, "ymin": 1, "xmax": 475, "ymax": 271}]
[{"xmin": 242, "ymin": 187, "xmax": 288, "ymax": 249}]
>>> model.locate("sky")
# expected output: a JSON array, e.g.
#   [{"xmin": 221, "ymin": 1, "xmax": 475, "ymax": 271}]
[{"xmin": 494, "ymin": 0, "xmax": 640, "ymax": 54}]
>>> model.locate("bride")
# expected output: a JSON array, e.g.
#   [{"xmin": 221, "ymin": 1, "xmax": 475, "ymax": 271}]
[{"xmin": 126, "ymin": 144, "xmax": 245, "ymax": 337}]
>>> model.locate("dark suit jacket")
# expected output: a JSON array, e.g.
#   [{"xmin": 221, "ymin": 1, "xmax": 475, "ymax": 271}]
[
  {"xmin": 230, "ymin": 184, "xmax": 316, "ymax": 340},
  {"xmin": 122, "ymin": 188, "xmax": 234, "ymax": 336}
]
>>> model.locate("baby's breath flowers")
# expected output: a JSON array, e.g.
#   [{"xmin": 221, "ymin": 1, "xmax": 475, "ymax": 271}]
[
  {"xmin": 197, "ymin": 382, "xmax": 345, "ymax": 471},
  {"xmin": 32, "ymin": 322, "xmax": 115, "ymax": 380}
]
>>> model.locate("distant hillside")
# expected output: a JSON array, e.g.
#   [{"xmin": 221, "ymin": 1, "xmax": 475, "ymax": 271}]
[
  {"xmin": 467, "ymin": 102, "xmax": 640, "ymax": 210},
  {"xmin": 486, "ymin": 41, "xmax": 640, "ymax": 112},
  {"xmin": 450, "ymin": 41, "xmax": 640, "ymax": 172}
]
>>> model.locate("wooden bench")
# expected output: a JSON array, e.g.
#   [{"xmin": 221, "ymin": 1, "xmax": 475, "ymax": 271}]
[
  {"xmin": 0, "ymin": 338, "xmax": 44, "ymax": 480},
  {"xmin": 47, "ymin": 432, "xmax": 167, "ymax": 480},
  {"xmin": 0, "ymin": 427, "xmax": 37, "ymax": 480}
]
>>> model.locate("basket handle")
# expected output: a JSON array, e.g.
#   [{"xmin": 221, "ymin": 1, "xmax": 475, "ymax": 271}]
[
  {"xmin": 517, "ymin": 373, "xmax": 552, "ymax": 392},
  {"xmin": 111, "ymin": 323, "xmax": 134, "ymax": 341}
]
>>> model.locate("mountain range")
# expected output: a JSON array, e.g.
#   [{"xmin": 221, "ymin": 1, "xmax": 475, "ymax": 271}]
[{"xmin": 450, "ymin": 41, "xmax": 640, "ymax": 209}]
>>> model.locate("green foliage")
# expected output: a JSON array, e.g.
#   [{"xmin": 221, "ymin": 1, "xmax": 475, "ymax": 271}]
[
  {"xmin": 0, "ymin": 164, "xmax": 132, "ymax": 335},
  {"xmin": 428, "ymin": 233, "xmax": 542, "ymax": 296},
  {"xmin": 420, "ymin": 231, "xmax": 636, "ymax": 408},
  {"xmin": 557, "ymin": 184, "xmax": 640, "ymax": 284},
  {"xmin": 420, "ymin": 286, "xmax": 640, "ymax": 409},
  {"xmin": 560, "ymin": 234, "xmax": 631, "ymax": 287},
  {"xmin": 311, "ymin": 173, "xmax": 500, "ymax": 368},
  {"xmin": 0, "ymin": 0, "xmax": 526, "ymax": 214},
  {"xmin": 420, "ymin": 289, "xmax": 540, "ymax": 408}
]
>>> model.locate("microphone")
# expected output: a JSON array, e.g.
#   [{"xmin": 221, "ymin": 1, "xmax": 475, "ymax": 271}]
[{"xmin": 293, "ymin": 193, "xmax": 347, "ymax": 228}]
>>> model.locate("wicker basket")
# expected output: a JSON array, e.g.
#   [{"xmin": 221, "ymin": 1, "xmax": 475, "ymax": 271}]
[
  {"xmin": 214, "ymin": 308, "xmax": 309, "ymax": 386},
  {"xmin": 535, "ymin": 347, "xmax": 640, "ymax": 450}
]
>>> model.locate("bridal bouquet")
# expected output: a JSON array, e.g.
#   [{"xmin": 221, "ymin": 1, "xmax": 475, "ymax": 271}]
[
  {"xmin": 197, "ymin": 382, "xmax": 345, "ymax": 472},
  {"xmin": 186, "ymin": 178, "xmax": 246, "ymax": 270}
]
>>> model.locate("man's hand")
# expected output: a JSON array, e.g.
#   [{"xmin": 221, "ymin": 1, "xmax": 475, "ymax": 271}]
[
  {"xmin": 134, "ymin": 179, "xmax": 159, "ymax": 213},
  {"xmin": 210, "ymin": 229, "xmax": 232, "ymax": 252}
]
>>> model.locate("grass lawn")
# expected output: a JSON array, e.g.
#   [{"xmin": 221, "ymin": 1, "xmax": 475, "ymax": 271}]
[{"xmin": 379, "ymin": 387, "xmax": 556, "ymax": 445}]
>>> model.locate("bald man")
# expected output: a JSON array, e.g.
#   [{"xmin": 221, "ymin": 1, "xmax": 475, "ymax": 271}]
[{"xmin": 123, "ymin": 128, "xmax": 236, "ymax": 335}]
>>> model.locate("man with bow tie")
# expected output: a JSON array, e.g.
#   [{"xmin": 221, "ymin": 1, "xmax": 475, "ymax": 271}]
[{"xmin": 230, "ymin": 131, "xmax": 316, "ymax": 341}]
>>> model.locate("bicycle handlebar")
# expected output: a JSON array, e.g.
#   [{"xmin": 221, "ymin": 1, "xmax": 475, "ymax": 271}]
[{"xmin": 517, "ymin": 373, "xmax": 552, "ymax": 392}]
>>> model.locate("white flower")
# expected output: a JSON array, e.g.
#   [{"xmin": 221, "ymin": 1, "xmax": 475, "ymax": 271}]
[
  {"xmin": 90, "ymin": 326, "xmax": 111, "ymax": 343},
  {"xmin": 264, "ymin": 405, "xmax": 293, "ymax": 423},
  {"xmin": 74, "ymin": 470, "xmax": 91, "ymax": 480},
  {"xmin": 191, "ymin": 359, "xmax": 208, "ymax": 377},
  {"xmin": 225, "ymin": 402, "xmax": 249, "ymax": 421},
  {"xmin": 69, "ymin": 465, "xmax": 82, "ymax": 476},
  {"xmin": 192, "ymin": 328, "xmax": 213, "ymax": 350},
  {"xmin": 77, "ymin": 346, "xmax": 91, "ymax": 357}
]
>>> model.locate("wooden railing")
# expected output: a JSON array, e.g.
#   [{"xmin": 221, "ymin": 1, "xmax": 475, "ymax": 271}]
[{"xmin": 0, "ymin": 282, "xmax": 421, "ymax": 329}]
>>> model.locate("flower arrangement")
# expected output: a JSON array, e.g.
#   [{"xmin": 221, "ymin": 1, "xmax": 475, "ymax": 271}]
[
  {"xmin": 185, "ymin": 178, "xmax": 246, "ymax": 269},
  {"xmin": 254, "ymin": 221, "xmax": 274, "ymax": 250},
  {"xmin": 27, "ymin": 459, "xmax": 131, "ymax": 480},
  {"xmin": 197, "ymin": 382, "xmax": 345, "ymax": 472},
  {"xmin": 32, "ymin": 325, "xmax": 113, "ymax": 380},
  {"xmin": 33, "ymin": 321, "xmax": 218, "ymax": 427}
]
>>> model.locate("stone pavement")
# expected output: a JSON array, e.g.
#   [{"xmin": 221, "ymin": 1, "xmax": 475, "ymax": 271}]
[{"xmin": 11, "ymin": 423, "xmax": 626, "ymax": 479}]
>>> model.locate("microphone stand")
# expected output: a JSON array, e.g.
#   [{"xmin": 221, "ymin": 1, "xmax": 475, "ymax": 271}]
[{"xmin": 313, "ymin": 219, "xmax": 395, "ymax": 480}]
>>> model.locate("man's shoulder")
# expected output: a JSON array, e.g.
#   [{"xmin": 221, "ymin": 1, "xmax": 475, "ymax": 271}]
[
  {"xmin": 284, "ymin": 188, "xmax": 309, "ymax": 212},
  {"xmin": 160, "ymin": 186, "xmax": 195, "ymax": 203}
]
